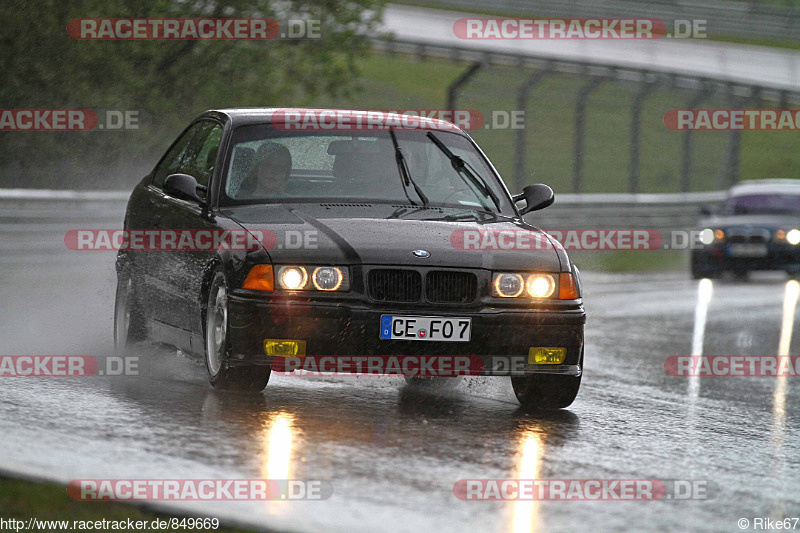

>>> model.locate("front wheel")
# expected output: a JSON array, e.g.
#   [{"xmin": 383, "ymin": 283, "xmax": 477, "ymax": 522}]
[
  {"xmin": 204, "ymin": 271, "xmax": 270, "ymax": 391},
  {"xmin": 114, "ymin": 270, "xmax": 147, "ymax": 355},
  {"xmin": 511, "ymin": 373, "xmax": 581, "ymax": 410}
]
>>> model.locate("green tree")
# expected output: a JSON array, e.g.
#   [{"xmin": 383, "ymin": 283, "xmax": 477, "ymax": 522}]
[{"xmin": 0, "ymin": 0, "xmax": 384, "ymax": 188}]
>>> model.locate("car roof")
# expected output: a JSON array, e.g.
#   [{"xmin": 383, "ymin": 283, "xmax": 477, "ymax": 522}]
[
  {"xmin": 202, "ymin": 107, "xmax": 466, "ymax": 133},
  {"xmin": 729, "ymin": 179, "xmax": 800, "ymax": 196}
]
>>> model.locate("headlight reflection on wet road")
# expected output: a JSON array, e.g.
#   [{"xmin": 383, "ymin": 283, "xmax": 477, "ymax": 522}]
[{"xmin": 510, "ymin": 432, "xmax": 543, "ymax": 533}]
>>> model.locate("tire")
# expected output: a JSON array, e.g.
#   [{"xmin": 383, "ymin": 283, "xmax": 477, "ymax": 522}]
[
  {"xmin": 204, "ymin": 270, "xmax": 270, "ymax": 391},
  {"xmin": 691, "ymin": 256, "xmax": 720, "ymax": 280},
  {"xmin": 114, "ymin": 269, "xmax": 148, "ymax": 355},
  {"xmin": 511, "ymin": 350, "xmax": 583, "ymax": 409}
]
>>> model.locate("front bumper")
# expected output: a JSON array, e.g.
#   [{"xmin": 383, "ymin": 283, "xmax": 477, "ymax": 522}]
[
  {"xmin": 226, "ymin": 292, "xmax": 585, "ymax": 377},
  {"xmin": 692, "ymin": 244, "xmax": 800, "ymax": 272}
]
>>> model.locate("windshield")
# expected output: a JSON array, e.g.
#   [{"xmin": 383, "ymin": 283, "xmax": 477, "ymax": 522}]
[
  {"xmin": 719, "ymin": 193, "xmax": 800, "ymax": 215},
  {"xmin": 220, "ymin": 125, "xmax": 513, "ymax": 213}
]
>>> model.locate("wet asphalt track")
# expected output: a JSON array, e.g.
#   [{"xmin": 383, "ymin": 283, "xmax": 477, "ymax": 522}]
[{"xmin": 0, "ymin": 258, "xmax": 798, "ymax": 532}]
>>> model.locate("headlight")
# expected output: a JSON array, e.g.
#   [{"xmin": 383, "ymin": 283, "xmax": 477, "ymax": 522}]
[
  {"xmin": 788, "ymin": 229, "xmax": 800, "ymax": 246},
  {"xmin": 272, "ymin": 265, "xmax": 350, "ymax": 291},
  {"xmin": 312, "ymin": 266, "xmax": 344, "ymax": 291},
  {"xmin": 278, "ymin": 266, "xmax": 307, "ymax": 290},
  {"xmin": 492, "ymin": 272, "xmax": 573, "ymax": 299},
  {"xmin": 493, "ymin": 273, "xmax": 524, "ymax": 298},
  {"xmin": 699, "ymin": 228, "xmax": 724, "ymax": 245},
  {"xmin": 525, "ymin": 274, "xmax": 556, "ymax": 298}
]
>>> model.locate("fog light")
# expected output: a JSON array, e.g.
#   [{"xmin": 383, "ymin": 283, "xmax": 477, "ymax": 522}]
[
  {"xmin": 278, "ymin": 266, "xmax": 308, "ymax": 290},
  {"xmin": 528, "ymin": 347, "xmax": 566, "ymax": 365},
  {"xmin": 264, "ymin": 339, "xmax": 306, "ymax": 356}
]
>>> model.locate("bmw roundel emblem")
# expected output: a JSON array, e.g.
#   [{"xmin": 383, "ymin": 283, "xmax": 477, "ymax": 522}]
[{"xmin": 412, "ymin": 249, "xmax": 430, "ymax": 258}]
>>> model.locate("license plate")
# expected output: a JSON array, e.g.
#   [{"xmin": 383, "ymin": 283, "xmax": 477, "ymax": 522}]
[
  {"xmin": 728, "ymin": 244, "xmax": 768, "ymax": 257},
  {"xmin": 379, "ymin": 315, "xmax": 471, "ymax": 342}
]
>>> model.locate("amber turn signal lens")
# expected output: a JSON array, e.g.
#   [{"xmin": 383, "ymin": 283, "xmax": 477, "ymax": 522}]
[
  {"xmin": 558, "ymin": 273, "xmax": 579, "ymax": 300},
  {"xmin": 242, "ymin": 265, "xmax": 274, "ymax": 291}
]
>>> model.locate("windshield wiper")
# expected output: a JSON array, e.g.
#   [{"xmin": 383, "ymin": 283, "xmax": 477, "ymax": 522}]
[
  {"xmin": 425, "ymin": 131, "xmax": 501, "ymax": 212},
  {"xmin": 389, "ymin": 129, "xmax": 428, "ymax": 206}
]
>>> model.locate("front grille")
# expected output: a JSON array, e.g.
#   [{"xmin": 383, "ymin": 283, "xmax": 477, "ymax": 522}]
[
  {"xmin": 367, "ymin": 269, "xmax": 422, "ymax": 302},
  {"xmin": 728, "ymin": 228, "xmax": 770, "ymax": 244},
  {"xmin": 425, "ymin": 271, "xmax": 477, "ymax": 303}
]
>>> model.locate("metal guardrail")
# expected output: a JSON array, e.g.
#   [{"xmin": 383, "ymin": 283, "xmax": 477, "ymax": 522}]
[
  {"xmin": 0, "ymin": 189, "xmax": 724, "ymax": 264},
  {"xmin": 398, "ymin": 0, "xmax": 800, "ymax": 41},
  {"xmin": 374, "ymin": 37, "xmax": 800, "ymax": 194}
]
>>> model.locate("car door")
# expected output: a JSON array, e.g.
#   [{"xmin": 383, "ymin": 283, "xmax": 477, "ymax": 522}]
[{"xmin": 148, "ymin": 120, "xmax": 224, "ymax": 341}]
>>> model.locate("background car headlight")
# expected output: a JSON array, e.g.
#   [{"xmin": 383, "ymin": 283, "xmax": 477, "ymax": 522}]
[
  {"xmin": 278, "ymin": 266, "xmax": 308, "ymax": 290},
  {"xmin": 699, "ymin": 228, "xmax": 724, "ymax": 245},
  {"xmin": 312, "ymin": 266, "xmax": 343, "ymax": 291},
  {"xmin": 787, "ymin": 229, "xmax": 800, "ymax": 245},
  {"xmin": 699, "ymin": 228, "xmax": 715, "ymax": 245},
  {"xmin": 525, "ymin": 274, "xmax": 556, "ymax": 298}
]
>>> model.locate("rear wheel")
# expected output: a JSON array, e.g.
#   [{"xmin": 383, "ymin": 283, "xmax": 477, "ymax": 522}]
[
  {"xmin": 691, "ymin": 255, "xmax": 720, "ymax": 280},
  {"xmin": 204, "ymin": 271, "xmax": 270, "ymax": 391},
  {"xmin": 114, "ymin": 270, "xmax": 147, "ymax": 355}
]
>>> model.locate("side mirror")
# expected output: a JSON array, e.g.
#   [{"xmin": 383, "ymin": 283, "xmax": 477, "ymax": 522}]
[
  {"xmin": 699, "ymin": 205, "xmax": 712, "ymax": 216},
  {"xmin": 514, "ymin": 184, "xmax": 555, "ymax": 215},
  {"xmin": 164, "ymin": 173, "xmax": 206, "ymax": 205}
]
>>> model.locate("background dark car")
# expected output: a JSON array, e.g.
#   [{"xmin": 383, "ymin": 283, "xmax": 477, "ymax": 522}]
[
  {"xmin": 692, "ymin": 179, "xmax": 800, "ymax": 279},
  {"xmin": 113, "ymin": 108, "xmax": 586, "ymax": 409}
]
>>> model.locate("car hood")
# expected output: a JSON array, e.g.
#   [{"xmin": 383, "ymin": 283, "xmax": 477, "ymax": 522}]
[
  {"xmin": 699, "ymin": 214, "xmax": 800, "ymax": 231},
  {"xmin": 222, "ymin": 203, "xmax": 563, "ymax": 271}
]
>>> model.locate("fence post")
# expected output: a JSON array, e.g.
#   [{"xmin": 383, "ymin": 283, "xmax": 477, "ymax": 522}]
[
  {"xmin": 514, "ymin": 63, "xmax": 554, "ymax": 186},
  {"xmin": 680, "ymin": 83, "xmax": 713, "ymax": 192},
  {"xmin": 574, "ymin": 75, "xmax": 607, "ymax": 193},
  {"xmin": 628, "ymin": 76, "xmax": 658, "ymax": 193},
  {"xmin": 446, "ymin": 61, "xmax": 483, "ymax": 113}
]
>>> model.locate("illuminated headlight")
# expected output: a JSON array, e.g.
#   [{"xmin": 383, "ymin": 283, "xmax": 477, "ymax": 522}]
[
  {"xmin": 493, "ymin": 272, "xmax": 561, "ymax": 299},
  {"xmin": 312, "ymin": 266, "xmax": 344, "ymax": 291},
  {"xmin": 493, "ymin": 273, "xmax": 524, "ymax": 298},
  {"xmin": 278, "ymin": 266, "xmax": 307, "ymax": 290},
  {"xmin": 525, "ymin": 274, "xmax": 556, "ymax": 298},
  {"xmin": 276, "ymin": 265, "xmax": 349, "ymax": 291},
  {"xmin": 787, "ymin": 229, "xmax": 800, "ymax": 246}
]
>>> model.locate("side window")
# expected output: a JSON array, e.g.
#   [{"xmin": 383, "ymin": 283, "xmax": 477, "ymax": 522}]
[
  {"xmin": 182, "ymin": 122, "xmax": 223, "ymax": 188},
  {"xmin": 151, "ymin": 122, "xmax": 206, "ymax": 189}
]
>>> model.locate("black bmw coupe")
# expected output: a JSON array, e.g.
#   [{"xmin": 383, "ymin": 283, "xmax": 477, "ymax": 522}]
[
  {"xmin": 114, "ymin": 109, "xmax": 586, "ymax": 408},
  {"xmin": 692, "ymin": 179, "xmax": 800, "ymax": 279}
]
